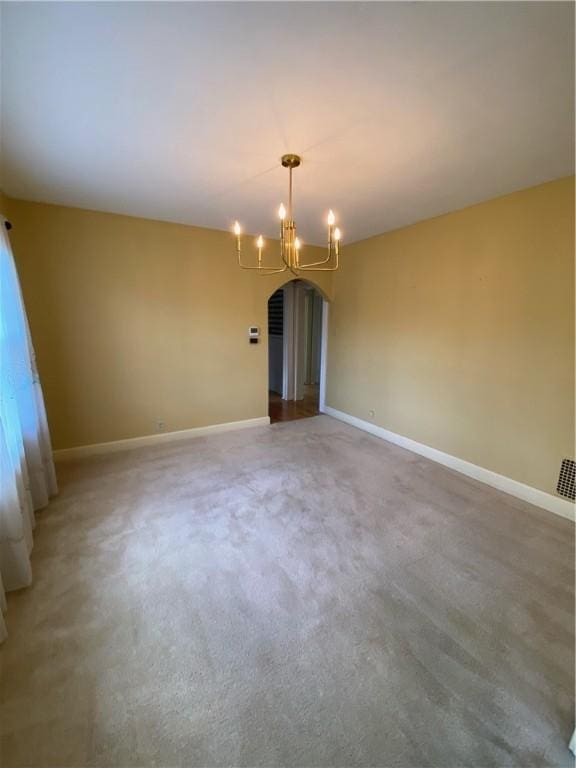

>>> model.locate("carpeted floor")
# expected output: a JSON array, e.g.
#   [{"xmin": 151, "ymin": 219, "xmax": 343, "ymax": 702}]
[{"xmin": 0, "ymin": 415, "xmax": 574, "ymax": 767}]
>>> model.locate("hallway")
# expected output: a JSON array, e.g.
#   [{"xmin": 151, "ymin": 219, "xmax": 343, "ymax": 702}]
[
  {"xmin": 269, "ymin": 384, "xmax": 319, "ymax": 424},
  {"xmin": 268, "ymin": 279, "xmax": 324, "ymax": 426}
]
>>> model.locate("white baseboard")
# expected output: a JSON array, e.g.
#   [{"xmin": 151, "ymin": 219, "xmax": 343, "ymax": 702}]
[
  {"xmin": 53, "ymin": 416, "xmax": 271, "ymax": 462},
  {"xmin": 323, "ymin": 406, "xmax": 575, "ymax": 522}
]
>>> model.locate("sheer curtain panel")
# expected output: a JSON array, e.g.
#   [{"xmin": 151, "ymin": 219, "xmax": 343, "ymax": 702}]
[{"xmin": 0, "ymin": 218, "xmax": 57, "ymax": 641}]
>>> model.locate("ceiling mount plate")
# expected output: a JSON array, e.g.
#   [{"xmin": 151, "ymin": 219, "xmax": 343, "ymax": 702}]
[{"xmin": 281, "ymin": 154, "xmax": 302, "ymax": 169}]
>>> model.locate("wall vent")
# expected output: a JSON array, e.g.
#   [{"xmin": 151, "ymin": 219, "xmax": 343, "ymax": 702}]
[{"xmin": 556, "ymin": 458, "xmax": 575, "ymax": 501}]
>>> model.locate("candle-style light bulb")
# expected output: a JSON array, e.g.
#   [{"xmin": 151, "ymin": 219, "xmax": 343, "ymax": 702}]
[
  {"xmin": 233, "ymin": 221, "xmax": 242, "ymax": 259},
  {"xmin": 327, "ymin": 209, "xmax": 336, "ymax": 226},
  {"xmin": 294, "ymin": 236, "xmax": 301, "ymax": 266},
  {"xmin": 334, "ymin": 227, "xmax": 341, "ymax": 256},
  {"xmin": 278, "ymin": 203, "xmax": 286, "ymax": 221},
  {"xmin": 256, "ymin": 235, "xmax": 264, "ymax": 249}
]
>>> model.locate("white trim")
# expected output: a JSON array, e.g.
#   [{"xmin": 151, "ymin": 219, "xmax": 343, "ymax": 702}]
[
  {"xmin": 282, "ymin": 283, "xmax": 295, "ymax": 401},
  {"xmin": 54, "ymin": 417, "xmax": 271, "ymax": 462},
  {"xmin": 293, "ymin": 281, "xmax": 306, "ymax": 400},
  {"xmin": 319, "ymin": 300, "xmax": 329, "ymax": 413},
  {"xmin": 324, "ymin": 406, "xmax": 575, "ymax": 522}
]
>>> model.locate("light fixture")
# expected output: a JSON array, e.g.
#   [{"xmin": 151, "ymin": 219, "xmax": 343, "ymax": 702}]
[{"xmin": 233, "ymin": 154, "xmax": 340, "ymax": 274}]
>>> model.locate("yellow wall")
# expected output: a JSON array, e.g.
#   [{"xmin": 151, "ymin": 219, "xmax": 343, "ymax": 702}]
[
  {"xmin": 0, "ymin": 190, "xmax": 10, "ymax": 216},
  {"xmin": 4, "ymin": 198, "xmax": 333, "ymax": 450},
  {"xmin": 4, "ymin": 179, "xmax": 573, "ymax": 495},
  {"xmin": 327, "ymin": 177, "xmax": 575, "ymax": 495}
]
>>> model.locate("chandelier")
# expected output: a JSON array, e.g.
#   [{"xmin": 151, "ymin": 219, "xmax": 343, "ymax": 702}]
[{"xmin": 233, "ymin": 154, "xmax": 341, "ymax": 274}]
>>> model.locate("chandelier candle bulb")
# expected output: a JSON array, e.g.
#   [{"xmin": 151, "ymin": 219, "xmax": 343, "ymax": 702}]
[
  {"xmin": 334, "ymin": 227, "xmax": 341, "ymax": 255},
  {"xmin": 256, "ymin": 235, "xmax": 264, "ymax": 267},
  {"xmin": 233, "ymin": 221, "xmax": 242, "ymax": 250},
  {"xmin": 327, "ymin": 209, "xmax": 336, "ymax": 246},
  {"xmin": 294, "ymin": 236, "xmax": 301, "ymax": 266}
]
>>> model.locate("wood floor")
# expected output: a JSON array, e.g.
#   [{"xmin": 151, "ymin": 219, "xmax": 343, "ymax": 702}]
[{"xmin": 269, "ymin": 384, "xmax": 319, "ymax": 423}]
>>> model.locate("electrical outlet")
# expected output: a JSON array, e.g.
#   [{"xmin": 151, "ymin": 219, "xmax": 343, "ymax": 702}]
[
  {"xmin": 368, "ymin": 409, "xmax": 375, "ymax": 418},
  {"xmin": 156, "ymin": 420, "xmax": 165, "ymax": 433}
]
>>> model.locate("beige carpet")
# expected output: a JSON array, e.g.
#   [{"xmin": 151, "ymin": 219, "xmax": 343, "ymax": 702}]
[{"xmin": 0, "ymin": 415, "xmax": 574, "ymax": 767}]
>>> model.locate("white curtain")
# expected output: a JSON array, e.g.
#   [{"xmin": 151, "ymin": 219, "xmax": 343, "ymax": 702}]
[{"xmin": 0, "ymin": 218, "xmax": 57, "ymax": 641}]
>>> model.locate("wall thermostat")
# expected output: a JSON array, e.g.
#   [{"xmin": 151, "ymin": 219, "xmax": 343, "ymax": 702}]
[{"xmin": 248, "ymin": 326, "xmax": 260, "ymax": 344}]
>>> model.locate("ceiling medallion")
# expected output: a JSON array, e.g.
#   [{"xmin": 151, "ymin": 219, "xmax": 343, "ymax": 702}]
[{"xmin": 233, "ymin": 154, "xmax": 340, "ymax": 274}]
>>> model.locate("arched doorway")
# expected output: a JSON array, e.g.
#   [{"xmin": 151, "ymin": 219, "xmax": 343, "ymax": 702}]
[{"xmin": 267, "ymin": 278, "xmax": 328, "ymax": 423}]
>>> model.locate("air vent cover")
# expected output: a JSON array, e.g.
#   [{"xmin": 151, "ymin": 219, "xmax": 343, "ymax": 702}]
[{"xmin": 556, "ymin": 458, "xmax": 575, "ymax": 501}]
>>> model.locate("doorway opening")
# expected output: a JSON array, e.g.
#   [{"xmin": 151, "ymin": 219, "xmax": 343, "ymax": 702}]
[{"xmin": 268, "ymin": 280, "xmax": 327, "ymax": 424}]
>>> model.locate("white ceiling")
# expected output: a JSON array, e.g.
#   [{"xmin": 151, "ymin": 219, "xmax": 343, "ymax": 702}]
[{"xmin": 1, "ymin": 2, "xmax": 574, "ymax": 245}]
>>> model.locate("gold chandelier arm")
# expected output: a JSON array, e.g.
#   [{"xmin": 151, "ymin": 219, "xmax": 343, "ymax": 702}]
[
  {"xmin": 239, "ymin": 261, "xmax": 288, "ymax": 273},
  {"xmin": 238, "ymin": 248, "xmax": 287, "ymax": 273},
  {"xmin": 280, "ymin": 242, "xmax": 290, "ymax": 269},
  {"xmin": 298, "ymin": 264, "xmax": 339, "ymax": 271},
  {"xmin": 297, "ymin": 244, "xmax": 338, "ymax": 270},
  {"xmin": 258, "ymin": 265, "xmax": 289, "ymax": 275},
  {"xmin": 298, "ymin": 254, "xmax": 332, "ymax": 268},
  {"xmin": 280, "ymin": 220, "xmax": 296, "ymax": 271},
  {"xmin": 280, "ymin": 231, "xmax": 299, "ymax": 276},
  {"xmin": 297, "ymin": 249, "xmax": 339, "ymax": 271}
]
